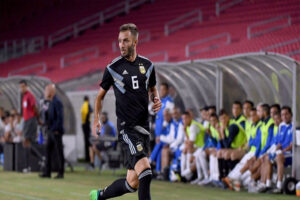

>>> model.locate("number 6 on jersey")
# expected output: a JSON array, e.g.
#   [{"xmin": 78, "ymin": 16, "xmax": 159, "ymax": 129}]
[{"xmin": 131, "ymin": 76, "xmax": 139, "ymax": 89}]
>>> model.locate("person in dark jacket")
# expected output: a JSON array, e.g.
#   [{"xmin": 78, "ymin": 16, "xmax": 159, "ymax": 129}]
[{"xmin": 40, "ymin": 84, "xmax": 64, "ymax": 179}]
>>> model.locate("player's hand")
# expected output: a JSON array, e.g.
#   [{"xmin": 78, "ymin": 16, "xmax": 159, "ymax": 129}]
[
  {"xmin": 152, "ymin": 97, "xmax": 161, "ymax": 113},
  {"xmin": 92, "ymin": 119, "xmax": 101, "ymax": 138}
]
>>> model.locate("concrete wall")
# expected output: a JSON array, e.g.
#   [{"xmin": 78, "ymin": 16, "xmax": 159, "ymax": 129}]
[{"xmin": 66, "ymin": 89, "xmax": 116, "ymax": 159}]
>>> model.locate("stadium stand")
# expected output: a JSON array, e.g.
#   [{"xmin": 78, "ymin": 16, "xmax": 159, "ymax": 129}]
[{"xmin": 0, "ymin": 0, "xmax": 299, "ymax": 83}]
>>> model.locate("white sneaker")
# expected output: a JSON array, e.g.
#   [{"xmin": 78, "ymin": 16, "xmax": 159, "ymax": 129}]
[
  {"xmin": 197, "ymin": 179, "xmax": 211, "ymax": 186},
  {"xmin": 190, "ymin": 178, "xmax": 202, "ymax": 185},
  {"xmin": 170, "ymin": 170, "xmax": 178, "ymax": 182},
  {"xmin": 256, "ymin": 182, "xmax": 267, "ymax": 193}
]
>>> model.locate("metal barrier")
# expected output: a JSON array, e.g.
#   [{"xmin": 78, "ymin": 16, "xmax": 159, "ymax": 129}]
[
  {"xmin": 60, "ymin": 46, "xmax": 99, "ymax": 68},
  {"xmin": 164, "ymin": 9, "xmax": 202, "ymax": 36},
  {"xmin": 262, "ymin": 38, "xmax": 300, "ymax": 56},
  {"xmin": 48, "ymin": 25, "xmax": 74, "ymax": 48},
  {"xmin": 185, "ymin": 32, "xmax": 231, "ymax": 57},
  {"xmin": 247, "ymin": 15, "xmax": 292, "ymax": 39},
  {"xmin": 0, "ymin": 36, "xmax": 44, "ymax": 63},
  {"xmin": 112, "ymin": 30, "xmax": 151, "ymax": 52},
  {"xmin": 49, "ymin": 0, "xmax": 150, "ymax": 48},
  {"xmin": 216, "ymin": 0, "xmax": 244, "ymax": 16},
  {"xmin": 8, "ymin": 62, "xmax": 47, "ymax": 76},
  {"xmin": 27, "ymin": 36, "xmax": 44, "ymax": 53},
  {"xmin": 146, "ymin": 51, "xmax": 168, "ymax": 62}
]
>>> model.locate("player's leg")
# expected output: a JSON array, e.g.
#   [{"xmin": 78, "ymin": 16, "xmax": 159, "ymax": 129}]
[
  {"xmin": 135, "ymin": 157, "xmax": 152, "ymax": 200},
  {"xmin": 161, "ymin": 146, "xmax": 170, "ymax": 171},
  {"xmin": 161, "ymin": 146, "xmax": 170, "ymax": 179},
  {"xmin": 90, "ymin": 131, "xmax": 139, "ymax": 200},
  {"xmin": 229, "ymin": 149, "xmax": 245, "ymax": 170},
  {"xmin": 197, "ymin": 149, "xmax": 210, "ymax": 185},
  {"xmin": 191, "ymin": 149, "xmax": 203, "ymax": 184},
  {"xmin": 180, "ymin": 146, "xmax": 188, "ymax": 176},
  {"xmin": 149, "ymin": 142, "xmax": 164, "ymax": 164},
  {"xmin": 249, "ymin": 157, "xmax": 261, "ymax": 174},
  {"xmin": 223, "ymin": 149, "xmax": 233, "ymax": 177},
  {"xmin": 93, "ymin": 169, "xmax": 138, "ymax": 200},
  {"xmin": 275, "ymin": 153, "xmax": 285, "ymax": 191},
  {"xmin": 209, "ymin": 148, "xmax": 219, "ymax": 181},
  {"xmin": 217, "ymin": 149, "xmax": 225, "ymax": 179}
]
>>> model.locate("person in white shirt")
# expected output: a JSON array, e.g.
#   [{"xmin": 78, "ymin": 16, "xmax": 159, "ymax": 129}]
[{"xmin": 160, "ymin": 107, "xmax": 184, "ymax": 180}]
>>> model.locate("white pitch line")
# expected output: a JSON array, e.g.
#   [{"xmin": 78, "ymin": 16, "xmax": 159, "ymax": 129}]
[{"xmin": 0, "ymin": 189, "xmax": 46, "ymax": 200}]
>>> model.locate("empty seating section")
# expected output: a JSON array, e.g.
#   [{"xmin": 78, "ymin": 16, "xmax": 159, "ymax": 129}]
[{"xmin": 0, "ymin": 0, "xmax": 299, "ymax": 83}]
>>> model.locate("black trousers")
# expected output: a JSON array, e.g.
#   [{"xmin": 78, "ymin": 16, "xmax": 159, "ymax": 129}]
[
  {"xmin": 45, "ymin": 131, "xmax": 64, "ymax": 175},
  {"xmin": 82, "ymin": 124, "xmax": 91, "ymax": 162}
]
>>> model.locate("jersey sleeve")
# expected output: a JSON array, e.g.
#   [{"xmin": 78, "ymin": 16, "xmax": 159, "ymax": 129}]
[
  {"xmin": 100, "ymin": 67, "xmax": 114, "ymax": 91},
  {"xmin": 148, "ymin": 66, "xmax": 156, "ymax": 88}
]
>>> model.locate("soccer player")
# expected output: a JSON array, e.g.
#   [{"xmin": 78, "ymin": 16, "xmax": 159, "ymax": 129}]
[
  {"xmin": 261, "ymin": 106, "xmax": 293, "ymax": 193},
  {"xmin": 223, "ymin": 108, "xmax": 262, "ymax": 191},
  {"xmin": 243, "ymin": 100, "xmax": 254, "ymax": 140},
  {"xmin": 89, "ymin": 23, "xmax": 162, "ymax": 200},
  {"xmin": 154, "ymin": 83, "xmax": 174, "ymax": 144},
  {"xmin": 217, "ymin": 109, "xmax": 246, "ymax": 180},
  {"xmin": 149, "ymin": 109, "xmax": 172, "ymax": 176},
  {"xmin": 180, "ymin": 111, "xmax": 206, "ymax": 181}
]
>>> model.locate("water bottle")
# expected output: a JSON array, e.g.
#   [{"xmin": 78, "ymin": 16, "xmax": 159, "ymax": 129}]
[{"xmin": 296, "ymin": 181, "xmax": 300, "ymax": 197}]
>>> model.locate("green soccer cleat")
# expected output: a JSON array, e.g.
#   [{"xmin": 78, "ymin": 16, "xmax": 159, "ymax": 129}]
[{"xmin": 89, "ymin": 189, "xmax": 100, "ymax": 200}]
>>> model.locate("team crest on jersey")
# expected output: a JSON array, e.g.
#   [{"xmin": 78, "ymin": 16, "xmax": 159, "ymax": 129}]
[
  {"xmin": 136, "ymin": 143, "xmax": 143, "ymax": 152},
  {"xmin": 139, "ymin": 63, "xmax": 146, "ymax": 74}
]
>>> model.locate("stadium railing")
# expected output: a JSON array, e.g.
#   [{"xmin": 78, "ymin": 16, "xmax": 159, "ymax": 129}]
[
  {"xmin": 60, "ymin": 46, "xmax": 99, "ymax": 68},
  {"xmin": 185, "ymin": 32, "xmax": 231, "ymax": 57},
  {"xmin": 216, "ymin": 0, "xmax": 244, "ymax": 16},
  {"xmin": 164, "ymin": 9, "xmax": 202, "ymax": 36},
  {"xmin": 247, "ymin": 14, "xmax": 292, "ymax": 39},
  {"xmin": 262, "ymin": 38, "xmax": 300, "ymax": 57},
  {"xmin": 0, "ymin": 36, "xmax": 44, "ymax": 63},
  {"xmin": 112, "ymin": 30, "xmax": 151, "ymax": 52},
  {"xmin": 146, "ymin": 51, "xmax": 168, "ymax": 62},
  {"xmin": 48, "ymin": 0, "xmax": 151, "ymax": 48},
  {"xmin": 8, "ymin": 62, "xmax": 47, "ymax": 76}
]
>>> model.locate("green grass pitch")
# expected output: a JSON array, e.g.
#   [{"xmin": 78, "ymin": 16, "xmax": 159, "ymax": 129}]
[{"xmin": 0, "ymin": 167, "xmax": 297, "ymax": 200}]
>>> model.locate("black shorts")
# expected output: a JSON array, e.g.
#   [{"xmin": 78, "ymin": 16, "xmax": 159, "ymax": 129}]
[
  {"xmin": 23, "ymin": 117, "xmax": 37, "ymax": 142},
  {"xmin": 119, "ymin": 129, "xmax": 150, "ymax": 170}
]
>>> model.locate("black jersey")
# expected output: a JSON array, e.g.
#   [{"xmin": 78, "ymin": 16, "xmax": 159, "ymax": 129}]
[{"xmin": 100, "ymin": 55, "xmax": 156, "ymax": 130}]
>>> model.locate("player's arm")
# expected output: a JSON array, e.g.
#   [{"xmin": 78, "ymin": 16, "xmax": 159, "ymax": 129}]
[
  {"xmin": 92, "ymin": 87, "xmax": 107, "ymax": 137},
  {"xmin": 149, "ymin": 86, "xmax": 161, "ymax": 113}
]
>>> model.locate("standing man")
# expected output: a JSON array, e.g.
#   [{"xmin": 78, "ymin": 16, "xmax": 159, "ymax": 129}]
[
  {"xmin": 19, "ymin": 80, "xmax": 40, "ymax": 173},
  {"xmin": 81, "ymin": 96, "xmax": 93, "ymax": 163},
  {"xmin": 90, "ymin": 23, "xmax": 161, "ymax": 200},
  {"xmin": 39, "ymin": 84, "xmax": 65, "ymax": 179}
]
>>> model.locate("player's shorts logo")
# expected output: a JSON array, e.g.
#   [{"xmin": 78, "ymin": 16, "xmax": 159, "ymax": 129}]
[
  {"xmin": 136, "ymin": 143, "xmax": 143, "ymax": 152},
  {"xmin": 139, "ymin": 65, "xmax": 146, "ymax": 74}
]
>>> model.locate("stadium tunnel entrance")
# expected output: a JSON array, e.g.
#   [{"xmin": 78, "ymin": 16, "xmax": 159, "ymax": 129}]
[
  {"xmin": 0, "ymin": 76, "xmax": 75, "ymax": 135},
  {"xmin": 155, "ymin": 52, "xmax": 300, "ymax": 180}
]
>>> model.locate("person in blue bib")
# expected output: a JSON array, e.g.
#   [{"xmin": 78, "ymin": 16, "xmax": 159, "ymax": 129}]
[
  {"xmin": 154, "ymin": 83, "xmax": 174, "ymax": 144},
  {"xmin": 150, "ymin": 109, "xmax": 172, "ymax": 175},
  {"xmin": 262, "ymin": 106, "xmax": 293, "ymax": 194},
  {"xmin": 159, "ymin": 107, "xmax": 184, "ymax": 181}
]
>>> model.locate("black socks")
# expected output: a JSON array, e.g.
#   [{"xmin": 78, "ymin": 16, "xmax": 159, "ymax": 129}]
[
  {"xmin": 99, "ymin": 168, "xmax": 152, "ymax": 200},
  {"xmin": 138, "ymin": 168, "xmax": 152, "ymax": 200},
  {"xmin": 99, "ymin": 178, "xmax": 136, "ymax": 200}
]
